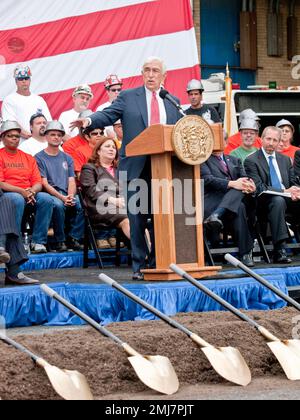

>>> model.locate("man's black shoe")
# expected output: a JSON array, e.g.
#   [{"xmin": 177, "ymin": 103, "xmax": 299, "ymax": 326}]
[
  {"xmin": 204, "ymin": 214, "xmax": 223, "ymax": 231},
  {"xmin": 132, "ymin": 272, "xmax": 144, "ymax": 281},
  {"xmin": 241, "ymin": 251, "xmax": 255, "ymax": 267},
  {"xmin": 5, "ymin": 272, "xmax": 40, "ymax": 286},
  {"xmin": 273, "ymin": 249, "xmax": 292, "ymax": 264},
  {"xmin": 67, "ymin": 238, "xmax": 84, "ymax": 251}
]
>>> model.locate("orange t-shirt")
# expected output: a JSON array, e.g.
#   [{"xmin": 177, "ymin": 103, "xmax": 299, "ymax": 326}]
[
  {"xmin": 73, "ymin": 143, "xmax": 93, "ymax": 172},
  {"xmin": 225, "ymin": 132, "xmax": 262, "ymax": 154},
  {"xmin": 62, "ymin": 135, "xmax": 87, "ymax": 161},
  {"xmin": 0, "ymin": 148, "xmax": 42, "ymax": 189},
  {"xmin": 278, "ymin": 145, "xmax": 300, "ymax": 161}
]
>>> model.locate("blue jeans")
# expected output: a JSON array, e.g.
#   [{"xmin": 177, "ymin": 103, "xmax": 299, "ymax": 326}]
[
  {"xmin": 5, "ymin": 192, "xmax": 54, "ymax": 244},
  {"xmin": 51, "ymin": 194, "xmax": 84, "ymax": 242}
]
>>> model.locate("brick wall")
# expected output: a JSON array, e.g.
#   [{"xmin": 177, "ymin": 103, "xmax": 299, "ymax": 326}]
[
  {"xmin": 192, "ymin": 0, "xmax": 201, "ymax": 61},
  {"xmin": 255, "ymin": 0, "xmax": 300, "ymax": 86}
]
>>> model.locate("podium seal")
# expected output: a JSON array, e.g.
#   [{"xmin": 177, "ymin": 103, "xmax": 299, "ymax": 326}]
[{"xmin": 172, "ymin": 115, "xmax": 214, "ymax": 165}]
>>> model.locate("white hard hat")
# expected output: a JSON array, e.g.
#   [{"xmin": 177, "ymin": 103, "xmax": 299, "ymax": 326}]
[
  {"xmin": 0, "ymin": 120, "xmax": 21, "ymax": 136},
  {"xmin": 239, "ymin": 108, "xmax": 260, "ymax": 123},
  {"xmin": 186, "ymin": 79, "xmax": 204, "ymax": 92},
  {"xmin": 276, "ymin": 119, "xmax": 295, "ymax": 133},
  {"xmin": 72, "ymin": 84, "xmax": 93, "ymax": 98},
  {"xmin": 44, "ymin": 120, "xmax": 65, "ymax": 135},
  {"xmin": 239, "ymin": 118, "xmax": 259, "ymax": 131}
]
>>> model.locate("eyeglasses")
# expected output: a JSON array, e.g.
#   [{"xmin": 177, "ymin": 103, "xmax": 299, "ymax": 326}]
[
  {"xmin": 110, "ymin": 88, "xmax": 122, "ymax": 93},
  {"xmin": 6, "ymin": 134, "xmax": 21, "ymax": 139},
  {"xmin": 89, "ymin": 131, "xmax": 103, "ymax": 137}
]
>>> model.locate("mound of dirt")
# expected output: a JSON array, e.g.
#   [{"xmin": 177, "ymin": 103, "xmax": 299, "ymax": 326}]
[{"xmin": 0, "ymin": 307, "xmax": 299, "ymax": 400}]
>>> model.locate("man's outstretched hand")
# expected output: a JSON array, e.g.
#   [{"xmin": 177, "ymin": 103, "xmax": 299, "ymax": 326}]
[{"xmin": 70, "ymin": 118, "xmax": 90, "ymax": 131}]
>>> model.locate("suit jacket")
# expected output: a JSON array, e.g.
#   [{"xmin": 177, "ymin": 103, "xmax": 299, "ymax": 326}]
[
  {"xmin": 80, "ymin": 163, "xmax": 126, "ymax": 228},
  {"xmin": 244, "ymin": 149, "xmax": 296, "ymax": 195},
  {"xmin": 201, "ymin": 154, "xmax": 247, "ymax": 216},
  {"xmin": 90, "ymin": 86, "xmax": 182, "ymax": 180},
  {"xmin": 294, "ymin": 150, "xmax": 300, "ymax": 180}
]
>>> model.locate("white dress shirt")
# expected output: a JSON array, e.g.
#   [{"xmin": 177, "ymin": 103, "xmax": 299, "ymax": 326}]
[
  {"xmin": 145, "ymin": 87, "xmax": 167, "ymax": 127},
  {"xmin": 262, "ymin": 148, "xmax": 284, "ymax": 189}
]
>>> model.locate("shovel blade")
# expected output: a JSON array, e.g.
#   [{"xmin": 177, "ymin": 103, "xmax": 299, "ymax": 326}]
[
  {"xmin": 267, "ymin": 339, "xmax": 300, "ymax": 381},
  {"xmin": 201, "ymin": 346, "xmax": 252, "ymax": 386},
  {"xmin": 128, "ymin": 355, "xmax": 179, "ymax": 395},
  {"xmin": 44, "ymin": 364, "xmax": 94, "ymax": 400}
]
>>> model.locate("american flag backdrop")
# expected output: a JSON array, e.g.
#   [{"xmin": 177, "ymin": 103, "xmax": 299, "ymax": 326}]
[{"xmin": 0, "ymin": 0, "xmax": 200, "ymax": 119}]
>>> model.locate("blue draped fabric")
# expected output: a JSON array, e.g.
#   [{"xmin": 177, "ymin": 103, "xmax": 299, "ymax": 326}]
[
  {"xmin": 0, "ymin": 274, "xmax": 287, "ymax": 328},
  {"xmin": 1, "ymin": 252, "xmax": 299, "ymax": 288}
]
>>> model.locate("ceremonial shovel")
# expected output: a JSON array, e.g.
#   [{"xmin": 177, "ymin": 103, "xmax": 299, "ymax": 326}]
[
  {"xmin": 0, "ymin": 332, "xmax": 93, "ymax": 400},
  {"xmin": 170, "ymin": 263, "xmax": 300, "ymax": 381},
  {"xmin": 41, "ymin": 284, "xmax": 179, "ymax": 395},
  {"xmin": 99, "ymin": 273, "xmax": 251, "ymax": 386},
  {"xmin": 225, "ymin": 253, "xmax": 300, "ymax": 311}
]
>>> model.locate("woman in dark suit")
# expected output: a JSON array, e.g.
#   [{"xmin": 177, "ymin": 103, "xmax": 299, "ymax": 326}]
[{"xmin": 80, "ymin": 138, "xmax": 130, "ymax": 239}]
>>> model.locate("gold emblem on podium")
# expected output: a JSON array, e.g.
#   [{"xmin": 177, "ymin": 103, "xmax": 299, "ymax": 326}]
[{"xmin": 172, "ymin": 115, "xmax": 214, "ymax": 165}]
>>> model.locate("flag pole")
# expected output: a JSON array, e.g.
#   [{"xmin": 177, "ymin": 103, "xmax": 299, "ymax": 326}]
[{"xmin": 225, "ymin": 63, "xmax": 232, "ymax": 136}]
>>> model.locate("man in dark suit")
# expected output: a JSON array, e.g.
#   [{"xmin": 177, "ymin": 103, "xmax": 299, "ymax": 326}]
[
  {"xmin": 201, "ymin": 143, "xmax": 256, "ymax": 266},
  {"xmin": 244, "ymin": 126, "xmax": 300, "ymax": 263},
  {"xmin": 70, "ymin": 57, "xmax": 182, "ymax": 279},
  {"xmin": 0, "ymin": 189, "xmax": 39, "ymax": 285},
  {"xmin": 294, "ymin": 150, "xmax": 300, "ymax": 180}
]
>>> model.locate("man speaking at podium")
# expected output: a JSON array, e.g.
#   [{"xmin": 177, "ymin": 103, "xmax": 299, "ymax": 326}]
[{"xmin": 71, "ymin": 57, "xmax": 182, "ymax": 280}]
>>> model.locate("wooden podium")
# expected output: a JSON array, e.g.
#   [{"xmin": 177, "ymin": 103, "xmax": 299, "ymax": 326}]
[{"xmin": 126, "ymin": 122, "xmax": 224, "ymax": 281}]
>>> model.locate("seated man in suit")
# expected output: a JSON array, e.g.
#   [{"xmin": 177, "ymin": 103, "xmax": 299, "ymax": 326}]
[
  {"xmin": 244, "ymin": 126, "xmax": 300, "ymax": 264},
  {"xmin": 0, "ymin": 189, "xmax": 39, "ymax": 285},
  {"xmin": 201, "ymin": 137, "xmax": 256, "ymax": 267},
  {"xmin": 293, "ymin": 149, "xmax": 300, "ymax": 180}
]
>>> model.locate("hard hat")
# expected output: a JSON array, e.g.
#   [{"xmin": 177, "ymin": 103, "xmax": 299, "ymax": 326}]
[
  {"xmin": 186, "ymin": 79, "xmax": 204, "ymax": 92},
  {"xmin": 239, "ymin": 108, "xmax": 260, "ymax": 123},
  {"xmin": 239, "ymin": 118, "xmax": 259, "ymax": 131},
  {"xmin": 276, "ymin": 119, "xmax": 295, "ymax": 133},
  {"xmin": 78, "ymin": 109, "xmax": 93, "ymax": 119},
  {"xmin": 104, "ymin": 74, "xmax": 123, "ymax": 89},
  {"xmin": 0, "ymin": 120, "xmax": 21, "ymax": 136},
  {"xmin": 44, "ymin": 120, "xmax": 65, "ymax": 135},
  {"xmin": 14, "ymin": 64, "xmax": 32, "ymax": 80},
  {"xmin": 72, "ymin": 84, "xmax": 93, "ymax": 98}
]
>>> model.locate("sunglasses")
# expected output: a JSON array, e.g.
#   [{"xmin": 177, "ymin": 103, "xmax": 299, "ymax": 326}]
[
  {"xmin": 6, "ymin": 134, "xmax": 21, "ymax": 139},
  {"xmin": 89, "ymin": 131, "xmax": 104, "ymax": 137},
  {"xmin": 17, "ymin": 77, "xmax": 30, "ymax": 81},
  {"xmin": 110, "ymin": 88, "xmax": 122, "ymax": 93}
]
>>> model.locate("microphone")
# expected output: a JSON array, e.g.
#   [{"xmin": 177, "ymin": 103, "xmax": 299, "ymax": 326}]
[{"xmin": 159, "ymin": 89, "xmax": 186, "ymax": 117}]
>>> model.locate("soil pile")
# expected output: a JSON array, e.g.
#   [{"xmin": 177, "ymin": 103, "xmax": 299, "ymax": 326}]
[{"xmin": 0, "ymin": 307, "xmax": 298, "ymax": 400}]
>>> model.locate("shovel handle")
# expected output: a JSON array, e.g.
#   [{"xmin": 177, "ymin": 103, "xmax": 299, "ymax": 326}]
[
  {"xmin": 0, "ymin": 333, "xmax": 39, "ymax": 362},
  {"xmin": 170, "ymin": 264, "xmax": 261, "ymax": 330},
  {"xmin": 99, "ymin": 274, "xmax": 194, "ymax": 339},
  {"xmin": 225, "ymin": 254, "xmax": 300, "ymax": 311},
  {"xmin": 40, "ymin": 284, "xmax": 124, "ymax": 347}
]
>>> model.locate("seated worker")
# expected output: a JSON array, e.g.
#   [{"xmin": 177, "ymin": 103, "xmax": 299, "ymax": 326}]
[
  {"xmin": 0, "ymin": 120, "xmax": 53, "ymax": 253},
  {"xmin": 18, "ymin": 113, "xmax": 48, "ymax": 156},
  {"xmin": 73, "ymin": 125, "xmax": 104, "ymax": 178},
  {"xmin": 0, "ymin": 189, "xmax": 39, "ymax": 285},
  {"xmin": 62, "ymin": 109, "xmax": 93, "ymax": 161},
  {"xmin": 225, "ymin": 109, "xmax": 262, "ymax": 154},
  {"xmin": 276, "ymin": 119, "xmax": 299, "ymax": 161},
  {"xmin": 230, "ymin": 118, "xmax": 259, "ymax": 162},
  {"xmin": 80, "ymin": 137, "xmax": 130, "ymax": 241},
  {"xmin": 201, "ymin": 136, "xmax": 256, "ymax": 267},
  {"xmin": 244, "ymin": 126, "xmax": 300, "ymax": 264},
  {"xmin": 185, "ymin": 79, "xmax": 221, "ymax": 124},
  {"xmin": 35, "ymin": 121, "xmax": 84, "ymax": 251}
]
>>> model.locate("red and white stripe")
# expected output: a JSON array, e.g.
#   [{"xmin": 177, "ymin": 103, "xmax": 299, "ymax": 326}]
[{"xmin": 0, "ymin": 0, "xmax": 200, "ymax": 119}]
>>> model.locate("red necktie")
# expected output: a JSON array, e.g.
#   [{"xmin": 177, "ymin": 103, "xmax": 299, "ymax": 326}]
[
  {"xmin": 216, "ymin": 155, "xmax": 229, "ymax": 175},
  {"xmin": 150, "ymin": 91, "xmax": 160, "ymax": 125}
]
